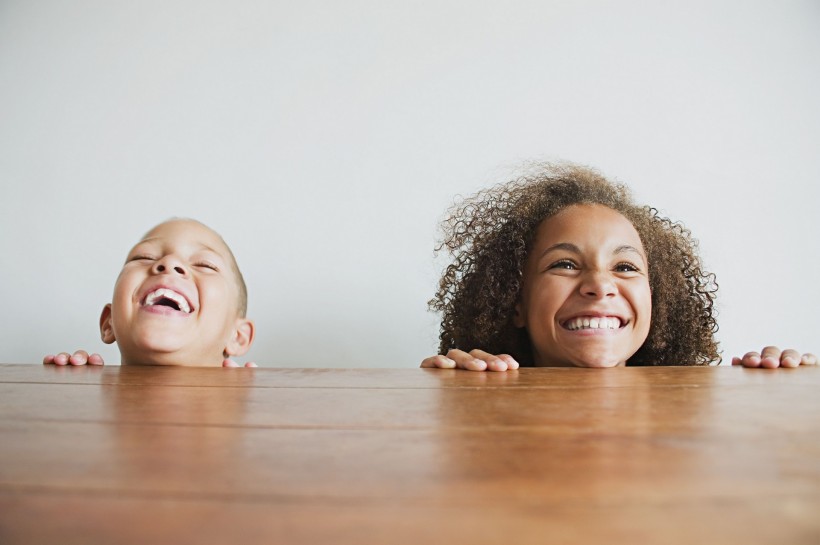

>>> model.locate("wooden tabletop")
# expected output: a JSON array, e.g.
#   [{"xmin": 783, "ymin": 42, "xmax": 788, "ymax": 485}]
[{"xmin": 1, "ymin": 363, "xmax": 819, "ymax": 545}]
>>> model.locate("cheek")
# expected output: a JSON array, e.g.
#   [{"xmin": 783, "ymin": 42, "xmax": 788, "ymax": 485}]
[
  {"xmin": 525, "ymin": 280, "xmax": 563, "ymax": 324},
  {"xmin": 113, "ymin": 270, "xmax": 140, "ymax": 300},
  {"xmin": 633, "ymin": 282, "xmax": 653, "ymax": 335}
]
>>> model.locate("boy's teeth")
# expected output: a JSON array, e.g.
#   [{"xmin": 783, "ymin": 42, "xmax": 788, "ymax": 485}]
[
  {"xmin": 565, "ymin": 316, "xmax": 621, "ymax": 331},
  {"xmin": 144, "ymin": 288, "xmax": 191, "ymax": 313}
]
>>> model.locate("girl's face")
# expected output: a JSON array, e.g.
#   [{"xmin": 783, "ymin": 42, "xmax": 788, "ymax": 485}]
[{"xmin": 513, "ymin": 204, "xmax": 652, "ymax": 367}]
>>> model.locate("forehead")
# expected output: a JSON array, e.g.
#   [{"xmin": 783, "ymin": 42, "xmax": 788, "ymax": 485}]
[
  {"xmin": 136, "ymin": 220, "xmax": 230, "ymax": 255},
  {"xmin": 534, "ymin": 204, "xmax": 644, "ymax": 249}
]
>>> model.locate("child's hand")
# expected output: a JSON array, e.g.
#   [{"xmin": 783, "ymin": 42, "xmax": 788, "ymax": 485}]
[
  {"xmin": 731, "ymin": 346, "xmax": 818, "ymax": 368},
  {"xmin": 421, "ymin": 349, "xmax": 519, "ymax": 372},
  {"xmin": 222, "ymin": 358, "xmax": 258, "ymax": 368},
  {"xmin": 43, "ymin": 350, "xmax": 105, "ymax": 366}
]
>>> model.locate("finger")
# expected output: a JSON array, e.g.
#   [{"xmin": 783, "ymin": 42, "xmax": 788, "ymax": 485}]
[
  {"xmin": 740, "ymin": 351, "xmax": 762, "ymax": 368},
  {"xmin": 446, "ymin": 349, "xmax": 488, "ymax": 371},
  {"xmin": 468, "ymin": 349, "xmax": 510, "ymax": 372},
  {"xmin": 421, "ymin": 355, "xmax": 456, "ymax": 369},
  {"xmin": 222, "ymin": 358, "xmax": 239, "ymax": 368},
  {"xmin": 801, "ymin": 353, "xmax": 817, "ymax": 366},
  {"xmin": 731, "ymin": 356, "xmax": 742, "ymax": 366},
  {"xmin": 780, "ymin": 349, "xmax": 801, "ymax": 368},
  {"xmin": 53, "ymin": 353, "xmax": 71, "ymax": 366},
  {"xmin": 759, "ymin": 346, "xmax": 781, "ymax": 368},
  {"xmin": 243, "ymin": 362, "xmax": 257, "ymax": 368},
  {"xmin": 496, "ymin": 354, "xmax": 520, "ymax": 370},
  {"xmin": 69, "ymin": 350, "xmax": 90, "ymax": 366},
  {"xmin": 88, "ymin": 353, "xmax": 105, "ymax": 365},
  {"xmin": 43, "ymin": 355, "xmax": 55, "ymax": 365}
]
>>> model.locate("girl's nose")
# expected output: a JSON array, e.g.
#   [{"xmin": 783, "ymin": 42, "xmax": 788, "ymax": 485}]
[
  {"xmin": 580, "ymin": 270, "xmax": 618, "ymax": 298},
  {"xmin": 151, "ymin": 256, "xmax": 187, "ymax": 276}
]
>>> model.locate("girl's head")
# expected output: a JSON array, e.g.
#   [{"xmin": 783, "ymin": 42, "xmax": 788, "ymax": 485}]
[{"xmin": 431, "ymin": 163, "xmax": 719, "ymax": 367}]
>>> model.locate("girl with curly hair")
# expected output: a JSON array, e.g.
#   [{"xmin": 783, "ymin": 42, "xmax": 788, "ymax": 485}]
[{"xmin": 422, "ymin": 163, "xmax": 815, "ymax": 371}]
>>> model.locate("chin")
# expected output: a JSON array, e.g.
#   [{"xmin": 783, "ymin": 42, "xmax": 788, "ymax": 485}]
[{"xmin": 572, "ymin": 359, "xmax": 625, "ymax": 368}]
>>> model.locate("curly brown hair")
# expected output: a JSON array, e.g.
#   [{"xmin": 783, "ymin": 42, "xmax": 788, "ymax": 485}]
[{"xmin": 430, "ymin": 163, "xmax": 719, "ymax": 366}]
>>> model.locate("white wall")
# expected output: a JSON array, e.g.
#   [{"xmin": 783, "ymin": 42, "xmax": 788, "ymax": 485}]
[{"xmin": 1, "ymin": 0, "xmax": 818, "ymax": 367}]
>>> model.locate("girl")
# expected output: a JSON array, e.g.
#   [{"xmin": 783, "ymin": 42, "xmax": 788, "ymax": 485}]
[{"xmin": 422, "ymin": 163, "xmax": 815, "ymax": 371}]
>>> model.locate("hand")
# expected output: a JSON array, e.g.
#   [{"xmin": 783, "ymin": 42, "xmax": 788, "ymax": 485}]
[
  {"xmin": 731, "ymin": 346, "xmax": 818, "ymax": 368},
  {"xmin": 43, "ymin": 350, "xmax": 105, "ymax": 366},
  {"xmin": 222, "ymin": 358, "xmax": 258, "ymax": 368},
  {"xmin": 421, "ymin": 348, "xmax": 519, "ymax": 372}
]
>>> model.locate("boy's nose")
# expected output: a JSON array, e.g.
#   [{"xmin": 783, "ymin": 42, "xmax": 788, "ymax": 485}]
[{"xmin": 152, "ymin": 256, "xmax": 187, "ymax": 276}]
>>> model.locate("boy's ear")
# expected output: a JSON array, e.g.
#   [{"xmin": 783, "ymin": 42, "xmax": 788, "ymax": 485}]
[
  {"xmin": 224, "ymin": 318, "xmax": 255, "ymax": 357},
  {"xmin": 513, "ymin": 301, "xmax": 526, "ymax": 328},
  {"xmin": 99, "ymin": 304, "xmax": 117, "ymax": 344}
]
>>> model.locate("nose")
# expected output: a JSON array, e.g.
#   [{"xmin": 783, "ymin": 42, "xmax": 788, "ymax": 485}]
[
  {"xmin": 151, "ymin": 255, "xmax": 187, "ymax": 277},
  {"xmin": 579, "ymin": 270, "xmax": 618, "ymax": 298}
]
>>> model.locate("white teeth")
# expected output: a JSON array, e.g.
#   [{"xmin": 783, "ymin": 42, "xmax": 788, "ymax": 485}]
[
  {"xmin": 144, "ymin": 288, "xmax": 191, "ymax": 313},
  {"xmin": 565, "ymin": 316, "xmax": 621, "ymax": 331}
]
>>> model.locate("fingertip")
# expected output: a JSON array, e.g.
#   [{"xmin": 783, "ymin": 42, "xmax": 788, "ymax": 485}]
[
  {"xmin": 781, "ymin": 356, "xmax": 799, "ymax": 368},
  {"xmin": 731, "ymin": 357, "xmax": 741, "ymax": 366},
  {"xmin": 437, "ymin": 356, "xmax": 457, "ymax": 369},
  {"xmin": 487, "ymin": 358, "xmax": 509, "ymax": 372},
  {"xmin": 43, "ymin": 355, "xmax": 54, "ymax": 365},
  {"xmin": 467, "ymin": 359, "xmax": 487, "ymax": 371},
  {"xmin": 421, "ymin": 356, "xmax": 455, "ymax": 369},
  {"xmin": 741, "ymin": 356, "xmax": 761, "ymax": 368},
  {"xmin": 760, "ymin": 356, "xmax": 780, "ymax": 369},
  {"xmin": 498, "ymin": 354, "xmax": 520, "ymax": 370},
  {"xmin": 245, "ymin": 362, "xmax": 258, "ymax": 368}
]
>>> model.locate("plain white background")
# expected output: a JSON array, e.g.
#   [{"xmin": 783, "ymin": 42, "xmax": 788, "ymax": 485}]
[{"xmin": 1, "ymin": 0, "xmax": 818, "ymax": 367}]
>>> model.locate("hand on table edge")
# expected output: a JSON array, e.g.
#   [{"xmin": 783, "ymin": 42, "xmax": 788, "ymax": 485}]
[
  {"xmin": 421, "ymin": 348, "xmax": 519, "ymax": 372},
  {"xmin": 43, "ymin": 350, "xmax": 104, "ymax": 366},
  {"xmin": 222, "ymin": 358, "xmax": 257, "ymax": 368},
  {"xmin": 44, "ymin": 352, "xmax": 257, "ymax": 368},
  {"xmin": 731, "ymin": 346, "xmax": 817, "ymax": 368}
]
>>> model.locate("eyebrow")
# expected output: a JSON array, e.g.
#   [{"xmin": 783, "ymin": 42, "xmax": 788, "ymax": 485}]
[
  {"xmin": 538, "ymin": 242, "xmax": 647, "ymax": 261},
  {"xmin": 137, "ymin": 238, "xmax": 223, "ymax": 255}
]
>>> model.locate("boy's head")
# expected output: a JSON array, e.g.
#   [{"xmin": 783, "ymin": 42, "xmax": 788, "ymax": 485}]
[{"xmin": 99, "ymin": 219, "xmax": 254, "ymax": 366}]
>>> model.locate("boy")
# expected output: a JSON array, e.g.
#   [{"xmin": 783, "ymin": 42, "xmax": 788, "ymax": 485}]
[{"xmin": 44, "ymin": 219, "xmax": 255, "ymax": 367}]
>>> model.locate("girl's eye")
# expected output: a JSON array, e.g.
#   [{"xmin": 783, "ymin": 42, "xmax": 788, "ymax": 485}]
[
  {"xmin": 614, "ymin": 262, "xmax": 639, "ymax": 273},
  {"xmin": 129, "ymin": 255, "xmax": 155, "ymax": 262},
  {"xmin": 549, "ymin": 260, "xmax": 578, "ymax": 270},
  {"xmin": 195, "ymin": 262, "xmax": 219, "ymax": 271}
]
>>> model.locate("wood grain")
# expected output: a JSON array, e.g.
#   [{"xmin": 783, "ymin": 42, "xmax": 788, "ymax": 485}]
[{"xmin": 1, "ymin": 364, "xmax": 818, "ymax": 544}]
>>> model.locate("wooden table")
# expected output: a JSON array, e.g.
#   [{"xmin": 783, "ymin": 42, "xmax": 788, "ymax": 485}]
[{"xmin": 1, "ymin": 363, "xmax": 819, "ymax": 544}]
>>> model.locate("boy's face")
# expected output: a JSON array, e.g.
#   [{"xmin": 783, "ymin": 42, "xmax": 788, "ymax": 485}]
[
  {"xmin": 514, "ymin": 204, "xmax": 652, "ymax": 368},
  {"xmin": 100, "ymin": 220, "xmax": 252, "ymax": 366}
]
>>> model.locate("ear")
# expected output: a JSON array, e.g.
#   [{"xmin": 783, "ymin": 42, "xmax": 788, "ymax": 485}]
[
  {"xmin": 99, "ymin": 304, "xmax": 117, "ymax": 344},
  {"xmin": 224, "ymin": 318, "xmax": 255, "ymax": 357},
  {"xmin": 513, "ymin": 300, "xmax": 526, "ymax": 328}
]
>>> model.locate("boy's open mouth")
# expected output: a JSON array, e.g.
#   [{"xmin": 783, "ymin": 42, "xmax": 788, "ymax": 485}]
[{"xmin": 142, "ymin": 288, "xmax": 193, "ymax": 313}]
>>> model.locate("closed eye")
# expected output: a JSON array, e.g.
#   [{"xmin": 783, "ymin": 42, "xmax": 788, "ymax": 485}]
[
  {"xmin": 128, "ymin": 255, "xmax": 156, "ymax": 262},
  {"xmin": 195, "ymin": 262, "xmax": 219, "ymax": 271}
]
